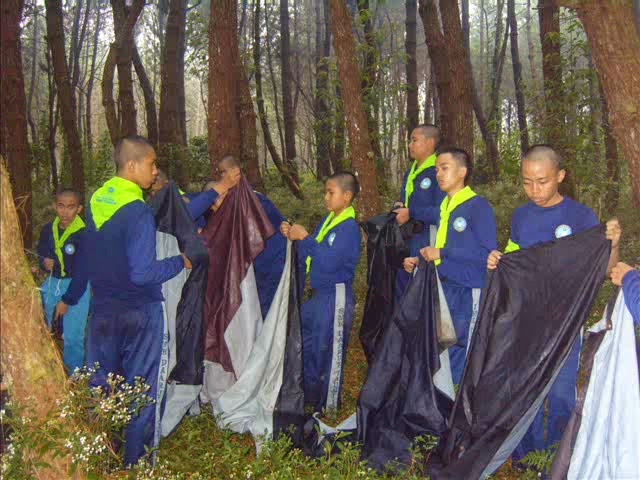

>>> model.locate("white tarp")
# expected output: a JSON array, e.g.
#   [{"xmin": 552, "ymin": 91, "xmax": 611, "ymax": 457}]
[
  {"xmin": 567, "ymin": 291, "xmax": 640, "ymax": 480},
  {"xmin": 211, "ymin": 241, "xmax": 292, "ymax": 447}
]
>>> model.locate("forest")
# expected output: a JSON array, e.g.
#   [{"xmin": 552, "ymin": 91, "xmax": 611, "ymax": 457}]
[{"xmin": 1, "ymin": 0, "xmax": 640, "ymax": 479}]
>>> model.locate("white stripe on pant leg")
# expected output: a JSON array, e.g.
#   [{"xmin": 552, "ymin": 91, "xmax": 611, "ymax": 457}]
[
  {"xmin": 326, "ymin": 283, "xmax": 346, "ymax": 411},
  {"xmin": 466, "ymin": 288, "xmax": 481, "ymax": 354},
  {"xmin": 153, "ymin": 304, "xmax": 170, "ymax": 463}
]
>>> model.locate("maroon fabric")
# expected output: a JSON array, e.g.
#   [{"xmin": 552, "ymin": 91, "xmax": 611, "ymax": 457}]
[{"xmin": 201, "ymin": 178, "xmax": 275, "ymax": 374}]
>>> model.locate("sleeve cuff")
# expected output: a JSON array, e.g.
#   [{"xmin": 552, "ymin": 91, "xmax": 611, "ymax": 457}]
[
  {"xmin": 299, "ymin": 236, "xmax": 316, "ymax": 251},
  {"xmin": 623, "ymin": 269, "xmax": 640, "ymax": 286},
  {"xmin": 439, "ymin": 247, "xmax": 449, "ymax": 259}
]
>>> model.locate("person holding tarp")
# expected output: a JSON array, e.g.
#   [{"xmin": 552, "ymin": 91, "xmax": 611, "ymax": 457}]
[
  {"xmin": 611, "ymin": 260, "xmax": 640, "ymax": 324},
  {"xmin": 393, "ymin": 124, "xmax": 445, "ymax": 300},
  {"xmin": 429, "ymin": 225, "xmax": 611, "ymax": 480},
  {"xmin": 281, "ymin": 172, "xmax": 362, "ymax": 412},
  {"xmin": 404, "ymin": 147, "xmax": 497, "ymax": 385},
  {"xmin": 81, "ymin": 136, "xmax": 192, "ymax": 466},
  {"xmin": 487, "ymin": 144, "xmax": 621, "ymax": 465}
]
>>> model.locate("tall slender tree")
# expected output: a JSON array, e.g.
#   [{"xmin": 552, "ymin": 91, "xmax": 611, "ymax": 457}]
[
  {"xmin": 45, "ymin": 0, "xmax": 85, "ymax": 197},
  {"xmin": 159, "ymin": 0, "xmax": 188, "ymax": 185},
  {"xmin": 1, "ymin": 0, "xmax": 33, "ymax": 246},
  {"xmin": 405, "ymin": 0, "xmax": 419, "ymax": 136},
  {"xmin": 280, "ymin": 0, "xmax": 300, "ymax": 184},
  {"xmin": 314, "ymin": 0, "xmax": 333, "ymax": 179},
  {"xmin": 507, "ymin": 0, "xmax": 529, "ymax": 153},
  {"xmin": 111, "ymin": 0, "xmax": 138, "ymax": 137},
  {"xmin": 419, "ymin": 0, "xmax": 474, "ymax": 154},
  {"xmin": 329, "ymin": 0, "xmax": 380, "ymax": 217}
]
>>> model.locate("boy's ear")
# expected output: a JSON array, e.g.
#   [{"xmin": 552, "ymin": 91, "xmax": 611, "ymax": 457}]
[
  {"xmin": 557, "ymin": 169, "xmax": 566, "ymax": 183},
  {"xmin": 77, "ymin": 205, "xmax": 83, "ymax": 214}
]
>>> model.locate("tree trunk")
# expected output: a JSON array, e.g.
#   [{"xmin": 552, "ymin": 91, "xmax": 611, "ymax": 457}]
[
  {"xmin": 507, "ymin": 0, "xmax": 529, "ymax": 153},
  {"xmin": 265, "ymin": 5, "xmax": 286, "ymax": 162},
  {"xmin": 159, "ymin": 0, "xmax": 188, "ymax": 185},
  {"xmin": 209, "ymin": 0, "xmax": 242, "ymax": 164},
  {"xmin": 238, "ymin": 67, "xmax": 265, "ymax": 192},
  {"xmin": 556, "ymin": 0, "xmax": 640, "ymax": 207},
  {"xmin": 526, "ymin": 0, "xmax": 543, "ymax": 129},
  {"xmin": 102, "ymin": 0, "xmax": 145, "ymax": 145},
  {"xmin": 359, "ymin": 0, "xmax": 384, "ymax": 187},
  {"xmin": 419, "ymin": 0, "xmax": 474, "ymax": 154},
  {"xmin": 330, "ymin": 83, "xmax": 346, "ymax": 172},
  {"xmin": 1, "ymin": 0, "xmax": 33, "ymax": 247},
  {"xmin": 46, "ymin": 46, "xmax": 60, "ymax": 191},
  {"xmin": 253, "ymin": 0, "xmax": 302, "ymax": 197},
  {"xmin": 45, "ymin": 0, "xmax": 85, "ymax": 198},
  {"xmin": 27, "ymin": 9, "xmax": 39, "ymax": 144},
  {"xmin": 314, "ymin": 0, "xmax": 332, "ymax": 179},
  {"xmin": 329, "ymin": 0, "xmax": 380, "ymax": 218},
  {"xmin": 462, "ymin": 0, "xmax": 499, "ymax": 179},
  {"xmin": 601, "ymin": 85, "xmax": 619, "ymax": 213},
  {"xmin": 111, "ymin": 0, "xmax": 137, "ymax": 137},
  {"xmin": 405, "ymin": 0, "xmax": 419, "ymax": 135},
  {"xmin": 280, "ymin": 0, "xmax": 300, "ymax": 184},
  {"xmin": 1, "ymin": 163, "xmax": 78, "ymax": 479},
  {"xmin": 132, "ymin": 45, "xmax": 159, "ymax": 149},
  {"xmin": 539, "ymin": 0, "xmax": 575, "ymax": 197}
]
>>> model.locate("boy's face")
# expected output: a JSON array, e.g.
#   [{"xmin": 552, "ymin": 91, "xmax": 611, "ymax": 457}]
[
  {"xmin": 408, "ymin": 129, "xmax": 434, "ymax": 162},
  {"xmin": 324, "ymin": 179, "xmax": 352, "ymax": 213},
  {"xmin": 55, "ymin": 193, "xmax": 82, "ymax": 228},
  {"xmin": 129, "ymin": 151, "xmax": 158, "ymax": 190},
  {"xmin": 522, "ymin": 158, "xmax": 565, "ymax": 207},
  {"xmin": 436, "ymin": 153, "xmax": 466, "ymax": 193},
  {"xmin": 217, "ymin": 159, "xmax": 234, "ymax": 180}
]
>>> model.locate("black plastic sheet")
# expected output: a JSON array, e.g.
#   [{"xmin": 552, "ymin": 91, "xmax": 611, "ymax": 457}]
[{"xmin": 430, "ymin": 225, "xmax": 610, "ymax": 480}]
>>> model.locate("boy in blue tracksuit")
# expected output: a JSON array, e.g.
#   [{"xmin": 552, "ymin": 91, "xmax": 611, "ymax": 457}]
[
  {"xmin": 281, "ymin": 172, "xmax": 362, "ymax": 412},
  {"xmin": 394, "ymin": 124, "xmax": 446, "ymax": 300},
  {"xmin": 405, "ymin": 147, "xmax": 497, "ymax": 385},
  {"xmin": 217, "ymin": 155, "xmax": 287, "ymax": 319},
  {"xmin": 37, "ymin": 189, "xmax": 91, "ymax": 373},
  {"xmin": 70, "ymin": 136, "xmax": 192, "ymax": 466},
  {"xmin": 487, "ymin": 144, "xmax": 622, "ymax": 462},
  {"xmin": 611, "ymin": 261, "xmax": 640, "ymax": 326}
]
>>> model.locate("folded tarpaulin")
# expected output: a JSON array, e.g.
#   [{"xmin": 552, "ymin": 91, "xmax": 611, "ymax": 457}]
[
  {"xmin": 212, "ymin": 240, "xmax": 306, "ymax": 449},
  {"xmin": 430, "ymin": 225, "xmax": 610, "ymax": 480},
  {"xmin": 360, "ymin": 213, "xmax": 425, "ymax": 364},
  {"xmin": 199, "ymin": 178, "xmax": 275, "ymax": 401},
  {"xmin": 357, "ymin": 259, "xmax": 454, "ymax": 472},
  {"xmin": 148, "ymin": 182, "xmax": 209, "ymax": 436},
  {"xmin": 550, "ymin": 288, "xmax": 640, "ymax": 480}
]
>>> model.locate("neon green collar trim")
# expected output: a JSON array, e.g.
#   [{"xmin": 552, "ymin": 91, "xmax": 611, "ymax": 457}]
[
  {"xmin": 306, "ymin": 206, "xmax": 356, "ymax": 274},
  {"xmin": 90, "ymin": 176, "xmax": 144, "ymax": 230},
  {"xmin": 405, "ymin": 153, "xmax": 436, "ymax": 207},
  {"xmin": 434, "ymin": 186, "xmax": 477, "ymax": 265},
  {"xmin": 52, "ymin": 215, "xmax": 85, "ymax": 277}
]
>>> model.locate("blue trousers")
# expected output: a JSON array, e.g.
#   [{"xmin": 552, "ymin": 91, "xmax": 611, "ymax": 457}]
[
  {"xmin": 85, "ymin": 302, "xmax": 166, "ymax": 466},
  {"xmin": 41, "ymin": 276, "xmax": 90, "ymax": 373},
  {"xmin": 301, "ymin": 284, "xmax": 355, "ymax": 412},
  {"xmin": 513, "ymin": 337, "xmax": 581, "ymax": 462},
  {"xmin": 442, "ymin": 284, "xmax": 475, "ymax": 386}
]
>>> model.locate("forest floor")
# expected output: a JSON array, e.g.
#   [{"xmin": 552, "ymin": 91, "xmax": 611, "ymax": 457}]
[{"xmin": 26, "ymin": 171, "xmax": 640, "ymax": 479}]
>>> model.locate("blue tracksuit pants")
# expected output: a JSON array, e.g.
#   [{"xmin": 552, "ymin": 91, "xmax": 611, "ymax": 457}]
[
  {"xmin": 513, "ymin": 336, "xmax": 581, "ymax": 462},
  {"xmin": 41, "ymin": 276, "xmax": 90, "ymax": 373},
  {"xmin": 85, "ymin": 301, "xmax": 166, "ymax": 466},
  {"xmin": 301, "ymin": 284, "xmax": 355, "ymax": 412},
  {"xmin": 442, "ymin": 283, "xmax": 478, "ymax": 386}
]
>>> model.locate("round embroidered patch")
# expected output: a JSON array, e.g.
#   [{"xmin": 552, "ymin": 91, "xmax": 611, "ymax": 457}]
[
  {"xmin": 420, "ymin": 177, "xmax": 432, "ymax": 190},
  {"xmin": 108, "ymin": 186, "xmax": 115, "ymax": 193},
  {"xmin": 453, "ymin": 217, "xmax": 467, "ymax": 232},
  {"xmin": 328, "ymin": 232, "xmax": 337, "ymax": 246},
  {"xmin": 555, "ymin": 224, "xmax": 572, "ymax": 239},
  {"xmin": 64, "ymin": 243, "xmax": 76, "ymax": 255}
]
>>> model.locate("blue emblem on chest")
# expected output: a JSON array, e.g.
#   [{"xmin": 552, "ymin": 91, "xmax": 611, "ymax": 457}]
[
  {"xmin": 453, "ymin": 217, "xmax": 467, "ymax": 233},
  {"xmin": 420, "ymin": 178, "xmax": 432, "ymax": 190},
  {"xmin": 555, "ymin": 224, "xmax": 572, "ymax": 239},
  {"xmin": 64, "ymin": 243, "xmax": 76, "ymax": 255},
  {"xmin": 327, "ymin": 232, "xmax": 337, "ymax": 246}
]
